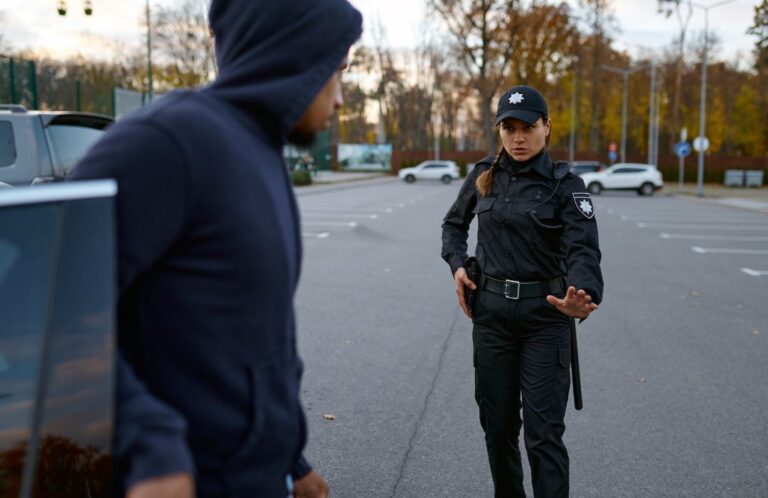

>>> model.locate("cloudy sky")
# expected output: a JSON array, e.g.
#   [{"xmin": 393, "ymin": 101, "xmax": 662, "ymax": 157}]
[{"xmin": 0, "ymin": 0, "xmax": 760, "ymax": 64}]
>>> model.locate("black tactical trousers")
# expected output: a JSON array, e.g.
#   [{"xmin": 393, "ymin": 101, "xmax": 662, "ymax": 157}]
[{"xmin": 472, "ymin": 289, "xmax": 571, "ymax": 498}]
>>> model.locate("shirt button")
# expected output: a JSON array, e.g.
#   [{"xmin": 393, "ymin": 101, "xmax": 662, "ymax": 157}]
[
  {"xmin": 511, "ymin": 177, "xmax": 517, "ymax": 182},
  {"xmin": 531, "ymin": 209, "xmax": 537, "ymax": 214},
  {"xmin": 504, "ymin": 197, "xmax": 510, "ymax": 202}
]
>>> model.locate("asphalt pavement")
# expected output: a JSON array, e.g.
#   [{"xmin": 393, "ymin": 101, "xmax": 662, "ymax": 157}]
[{"xmin": 293, "ymin": 178, "xmax": 768, "ymax": 497}]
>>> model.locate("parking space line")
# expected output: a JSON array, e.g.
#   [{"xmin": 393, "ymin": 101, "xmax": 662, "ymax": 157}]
[
  {"xmin": 660, "ymin": 233, "xmax": 768, "ymax": 241},
  {"xmin": 741, "ymin": 268, "xmax": 768, "ymax": 277},
  {"xmin": 301, "ymin": 213, "xmax": 378, "ymax": 219},
  {"xmin": 302, "ymin": 232, "xmax": 330, "ymax": 239},
  {"xmin": 302, "ymin": 221, "xmax": 358, "ymax": 228},
  {"xmin": 691, "ymin": 246, "xmax": 768, "ymax": 255},
  {"xmin": 639, "ymin": 223, "xmax": 768, "ymax": 230}
]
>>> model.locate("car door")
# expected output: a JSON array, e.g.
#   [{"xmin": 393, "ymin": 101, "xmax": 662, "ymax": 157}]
[
  {"xmin": 604, "ymin": 167, "xmax": 636, "ymax": 188},
  {"xmin": 419, "ymin": 163, "xmax": 440, "ymax": 180},
  {"xmin": 0, "ymin": 182, "xmax": 116, "ymax": 498}
]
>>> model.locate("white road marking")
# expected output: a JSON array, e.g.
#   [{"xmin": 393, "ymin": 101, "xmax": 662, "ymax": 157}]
[
  {"xmin": 302, "ymin": 232, "xmax": 331, "ymax": 239},
  {"xmin": 302, "ymin": 221, "xmax": 358, "ymax": 228},
  {"xmin": 660, "ymin": 233, "xmax": 768, "ymax": 241},
  {"xmin": 691, "ymin": 246, "xmax": 768, "ymax": 255},
  {"xmin": 301, "ymin": 212, "xmax": 378, "ymax": 219},
  {"xmin": 298, "ymin": 206, "xmax": 390, "ymax": 213},
  {"xmin": 638, "ymin": 222, "xmax": 768, "ymax": 230},
  {"xmin": 741, "ymin": 268, "xmax": 768, "ymax": 276}
]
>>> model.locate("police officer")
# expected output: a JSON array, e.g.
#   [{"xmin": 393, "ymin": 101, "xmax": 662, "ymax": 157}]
[{"xmin": 441, "ymin": 85, "xmax": 603, "ymax": 498}]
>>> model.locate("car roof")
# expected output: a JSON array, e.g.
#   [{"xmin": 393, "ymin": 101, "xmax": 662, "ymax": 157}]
[{"xmin": 611, "ymin": 163, "xmax": 653, "ymax": 168}]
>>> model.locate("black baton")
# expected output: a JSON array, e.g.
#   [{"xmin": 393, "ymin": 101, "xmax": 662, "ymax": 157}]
[{"xmin": 570, "ymin": 317, "xmax": 583, "ymax": 410}]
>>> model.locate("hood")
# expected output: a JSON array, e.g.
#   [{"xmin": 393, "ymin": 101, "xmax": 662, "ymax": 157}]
[{"xmin": 207, "ymin": 0, "xmax": 362, "ymax": 136}]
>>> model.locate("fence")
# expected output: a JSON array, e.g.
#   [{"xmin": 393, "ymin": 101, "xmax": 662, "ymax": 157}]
[{"xmin": 1, "ymin": 55, "xmax": 150, "ymax": 117}]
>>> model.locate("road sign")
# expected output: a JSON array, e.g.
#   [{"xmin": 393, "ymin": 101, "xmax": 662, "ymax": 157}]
[
  {"xmin": 692, "ymin": 136, "xmax": 710, "ymax": 152},
  {"xmin": 608, "ymin": 142, "xmax": 618, "ymax": 152},
  {"xmin": 608, "ymin": 150, "xmax": 618, "ymax": 163},
  {"xmin": 674, "ymin": 141, "xmax": 692, "ymax": 158}
]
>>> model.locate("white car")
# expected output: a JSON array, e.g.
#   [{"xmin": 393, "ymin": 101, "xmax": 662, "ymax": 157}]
[
  {"xmin": 579, "ymin": 163, "xmax": 663, "ymax": 196},
  {"xmin": 398, "ymin": 160, "xmax": 460, "ymax": 184}
]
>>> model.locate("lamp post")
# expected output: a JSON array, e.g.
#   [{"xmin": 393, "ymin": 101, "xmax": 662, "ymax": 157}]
[
  {"xmin": 601, "ymin": 63, "xmax": 650, "ymax": 164},
  {"xmin": 690, "ymin": 0, "xmax": 739, "ymax": 197},
  {"xmin": 146, "ymin": 0, "xmax": 153, "ymax": 101}
]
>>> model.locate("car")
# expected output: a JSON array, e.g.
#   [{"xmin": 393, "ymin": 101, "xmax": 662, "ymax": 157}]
[
  {"xmin": 579, "ymin": 163, "xmax": 663, "ymax": 196},
  {"xmin": 569, "ymin": 160, "xmax": 603, "ymax": 176},
  {"xmin": 398, "ymin": 160, "xmax": 460, "ymax": 184},
  {"xmin": 0, "ymin": 104, "xmax": 112, "ymax": 186}
]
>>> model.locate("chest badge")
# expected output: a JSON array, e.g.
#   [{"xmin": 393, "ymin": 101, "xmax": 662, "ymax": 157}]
[{"xmin": 572, "ymin": 193, "xmax": 594, "ymax": 219}]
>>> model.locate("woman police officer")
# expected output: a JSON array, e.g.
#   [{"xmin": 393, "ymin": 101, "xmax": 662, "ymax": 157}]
[{"xmin": 441, "ymin": 85, "xmax": 603, "ymax": 498}]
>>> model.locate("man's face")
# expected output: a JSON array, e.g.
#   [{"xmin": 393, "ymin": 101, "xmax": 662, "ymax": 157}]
[
  {"xmin": 499, "ymin": 117, "xmax": 550, "ymax": 162},
  {"xmin": 289, "ymin": 58, "xmax": 348, "ymax": 147}
]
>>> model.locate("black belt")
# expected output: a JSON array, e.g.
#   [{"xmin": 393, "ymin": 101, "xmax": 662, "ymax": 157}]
[{"xmin": 483, "ymin": 275, "xmax": 563, "ymax": 300}]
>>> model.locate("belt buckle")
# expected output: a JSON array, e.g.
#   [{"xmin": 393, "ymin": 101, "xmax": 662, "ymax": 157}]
[{"xmin": 504, "ymin": 279, "xmax": 520, "ymax": 300}]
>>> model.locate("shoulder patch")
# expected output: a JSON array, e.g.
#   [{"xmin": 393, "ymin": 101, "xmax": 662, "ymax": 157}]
[{"xmin": 572, "ymin": 192, "xmax": 594, "ymax": 219}]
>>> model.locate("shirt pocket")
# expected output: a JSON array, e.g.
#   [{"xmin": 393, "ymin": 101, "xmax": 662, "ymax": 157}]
[{"xmin": 527, "ymin": 203, "xmax": 563, "ymax": 230}]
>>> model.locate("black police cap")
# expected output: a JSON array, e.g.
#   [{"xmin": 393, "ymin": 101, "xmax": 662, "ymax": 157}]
[{"xmin": 495, "ymin": 85, "xmax": 548, "ymax": 126}]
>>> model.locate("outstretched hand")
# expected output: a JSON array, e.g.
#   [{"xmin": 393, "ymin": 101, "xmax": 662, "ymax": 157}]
[{"xmin": 546, "ymin": 286, "xmax": 598, "ymax": 319}]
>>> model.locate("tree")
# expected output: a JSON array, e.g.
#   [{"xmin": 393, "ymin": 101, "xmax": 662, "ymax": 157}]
[
  {"xmin": 748, "ymin": 0, "xmax": 768, "ymax": 69},
  {"xmin": 150, "ymin": 0, "xmax": 216, "ymax": 89},
  {"xmin": 429, "ymin": 0, "xmax": 520, "ymax": 154},
  {"xmin": 578, "ymin": 0, "xmax": 618, "ymax": 152}
]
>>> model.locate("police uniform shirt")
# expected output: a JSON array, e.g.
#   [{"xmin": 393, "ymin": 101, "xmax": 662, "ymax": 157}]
[{"xmin": 441, "ymin": 150, "xmax": 604, "ymax": 304}]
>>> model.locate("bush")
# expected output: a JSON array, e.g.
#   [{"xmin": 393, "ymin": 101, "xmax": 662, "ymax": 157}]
[{"xmin": 291, "ymin": 169, "xmax": 312, "ymax": 186}]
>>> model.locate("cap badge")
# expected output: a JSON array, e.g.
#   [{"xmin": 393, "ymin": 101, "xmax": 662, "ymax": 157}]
[{"xmin": 508, "ymin": 92, "xmax": 524, "ymax": 105}]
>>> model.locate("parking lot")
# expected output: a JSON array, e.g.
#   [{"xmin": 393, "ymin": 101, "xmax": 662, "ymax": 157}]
[{"xmin": 294, "ymin": 179, "xmax": 768, "ymax": 497}]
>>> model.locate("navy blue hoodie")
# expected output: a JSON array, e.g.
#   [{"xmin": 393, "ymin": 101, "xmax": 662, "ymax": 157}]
[{"xmin": 69, "ymin": 0, "xmax": 362, "ymax": 495}]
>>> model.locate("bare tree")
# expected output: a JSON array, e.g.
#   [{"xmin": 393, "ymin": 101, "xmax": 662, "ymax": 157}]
[
  {"xmin": 151, "ymin": 0, "xmax": 215, "ymax": 89},
  {"xmin": 578, "ymin": 0, "xmax": 618, "ymax": 152},
  {"xmin": 429, "ymin": 0, "xmax": 520, "ymax": 154}
]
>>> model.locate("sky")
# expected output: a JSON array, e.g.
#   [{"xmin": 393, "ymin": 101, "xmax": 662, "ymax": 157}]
[{"xmin": 0, "ymin": 0, "xmax": 761, "ymax": 65}]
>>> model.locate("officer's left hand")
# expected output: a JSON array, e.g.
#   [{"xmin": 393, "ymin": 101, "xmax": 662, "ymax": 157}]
[
  {"xmin": 546, "ymin": 286, "xmax": 598, "ymax": 319},
  {"xmin": 293, "ymin": 470, "xmax": 329, "ymax": 498}
]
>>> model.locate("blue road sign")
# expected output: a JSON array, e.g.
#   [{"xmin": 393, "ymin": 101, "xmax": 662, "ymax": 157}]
[
  {"xmin": 674, "ymin": 141, "xmax": 692, "ymax": 158},
  {"xmin": 608, "ymin": 150, "xmax": 618, "ymax": 163}
]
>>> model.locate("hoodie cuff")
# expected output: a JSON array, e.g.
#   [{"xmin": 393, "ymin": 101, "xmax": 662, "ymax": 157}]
[
  {"xmin": 291, "ymin": 455, "xmax": 312, "ymax": 480},
  {"xmin": 122, "ymin": 426, "xmax": 195, "ymax": 490}
]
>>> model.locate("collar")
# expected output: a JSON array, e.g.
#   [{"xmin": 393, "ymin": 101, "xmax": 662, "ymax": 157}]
[{"xmin": 499, "ymin": 149, "xmax": 553, "ymax": 179}]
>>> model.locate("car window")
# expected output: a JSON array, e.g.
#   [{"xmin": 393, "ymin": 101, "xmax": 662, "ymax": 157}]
[
  {"xmin": 613, "ymin": 168, "xmax": 634, "ymax": 174},
  {"xmin": 0, "ymin": 122, "xmax": 16, "ymax": 167},
  {"xmin": 0, "ymin": 192, "xmax": 116, "ymax": 497},
  {"xmin": 423, "ymin": 164, "xmax": 446, "ymax": 169},
  {"xmin": 46, "ymin": 125, "xmax": 105, "ymax": 174},
  {"xmin": 0, "ymin": 205, "xmax": 57, "ymax": 492}
]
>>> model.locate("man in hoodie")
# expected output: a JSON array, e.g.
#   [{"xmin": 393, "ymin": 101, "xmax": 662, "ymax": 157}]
[{"xmin": 68, "ymin": 1, "xmax": 362, "ymax": 497}]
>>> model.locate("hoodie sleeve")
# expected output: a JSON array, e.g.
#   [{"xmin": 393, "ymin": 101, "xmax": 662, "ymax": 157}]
[
  {"xmin": 557, "ymin": 175, "xmax": 604, "ymax": 304},
  {"xmin": 441, "ymin": 167, "xmax": 480, "ymax": 276},
  {"xmin": 68, "ymin": 121, "xmax": 195, "ymax": 487}
]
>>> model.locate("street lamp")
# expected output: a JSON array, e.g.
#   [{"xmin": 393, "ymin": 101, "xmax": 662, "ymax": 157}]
[
  {"xmin": 146, "ymin": 0, "xmax": 153, "ymax": 101},
  {"xmin": 690, "ymin": 0, "xmax": 739, "ymax": 197},
  {"xmin": 601, "ymin": 63, "xmax": 650, "ymax": 164}
]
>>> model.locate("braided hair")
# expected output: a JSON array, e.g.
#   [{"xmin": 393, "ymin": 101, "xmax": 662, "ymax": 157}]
[{"xmin": 475, "ymin": 146, "xmax": 505, "ymax": 197}]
